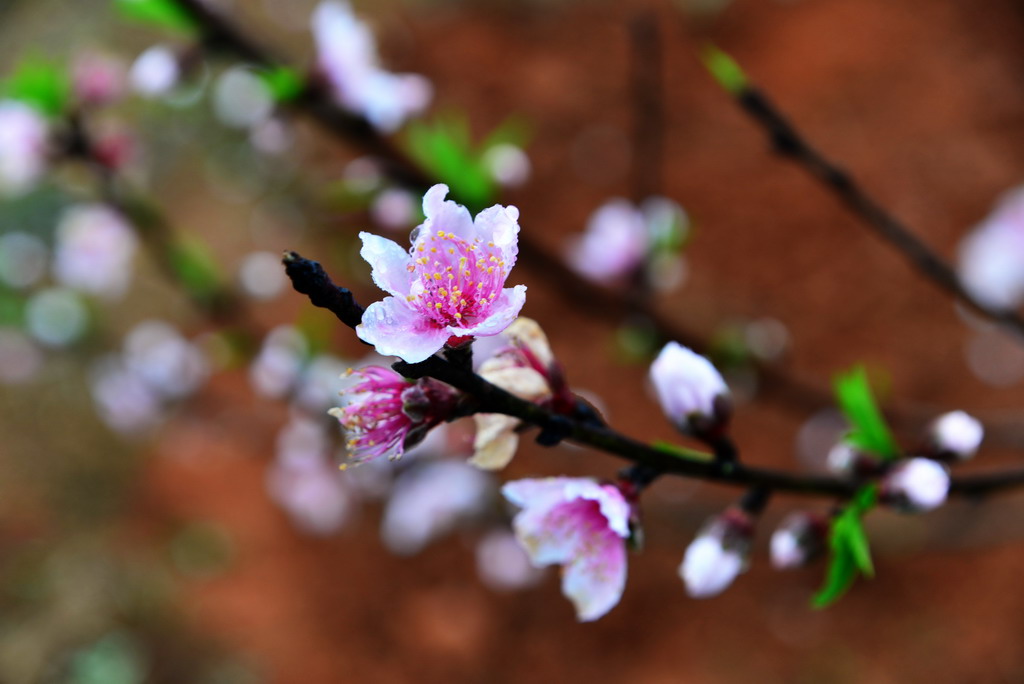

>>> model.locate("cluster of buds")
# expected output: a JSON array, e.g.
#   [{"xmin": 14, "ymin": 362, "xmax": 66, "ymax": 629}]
[{"xmin": 826, "ymin": 408, "xmax": 982, "ymax": 514}]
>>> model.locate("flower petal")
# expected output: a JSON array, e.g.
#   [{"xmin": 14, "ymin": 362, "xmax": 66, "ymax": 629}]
[
  {"xmin": 562, "ymin": 526, "xmax": 627, "ymax": 621},
  {"xmin": 473, "ymin": 204, "xmax": 521, "ymax": 267},
  {"xmin": 359, "ymin": 232, "xmax": 413, "ymax": 297},
  {"xmin": 356, "ymin": 296, "xmax": 450, "ymax": 362},
  {"xmin": 421, "ymin": 184, "xmax": 474, "ymax": 242},
  {"xmin": 479, "ymin": 362, "xmax": 549, "ymax": 400},
  {"xmin": 501, "ymin": 477, "xmax": 577, "ymax": 509},
  {"xmin": 470, "ymin": 414, "xmax": 520, "ymax": 470},
  {"xmin": 455, "ymin": 285, "xmax": 527, "ymax": 337}
]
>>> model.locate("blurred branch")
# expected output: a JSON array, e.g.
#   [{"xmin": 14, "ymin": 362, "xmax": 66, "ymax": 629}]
[
  {"xmin": 61, "ymin": 111, "xmax": 257, "ymax": 330},
  {"xmin": 629, "ymin": 11, "xmax": 664, "ymax": 202},
  {"xmin": 284, "ymin": 249, "xmax": 1024, "ymax": 499},
  {"xmin": 717, "ymin": 73, "xmax": 1024, "ymax": 339}
]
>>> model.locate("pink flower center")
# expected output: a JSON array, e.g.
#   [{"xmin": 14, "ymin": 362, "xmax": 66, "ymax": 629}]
[{"xmin": 405, "ymin": 229, "xmax": 506, "ymax": 328}]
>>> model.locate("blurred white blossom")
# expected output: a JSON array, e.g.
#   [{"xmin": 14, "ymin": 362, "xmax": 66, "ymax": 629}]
[
  {"xmin": 475, "ymin": 528, "xmax": 545, "ymax": 592},
  {"xmin": 267, "ymin": 416, "xmax": 354, "ymax": 535},
  {"xmin": 0, "ymin": 232, "xmax": 48, "ymax": 289},
  {"xmin": 238, "ymin": 250, "xmax": 287, "ymax": 300},
  {"xmin": 0, "ymin": 101, "xmax": 49, "ymax": 196},
  {"xmin": 26, "ymin": 287, "xmax": 89, "ymax": 348},
  {"xmin": 53, "ymin": 204, "xmax": 138, "ymax": 299},
  {"xmin": 130, "ymin": 46, "xmax": 181, "ymax": 97},
  {"xmin": 958, "ymin": 186, "xmax": 1024, "ymax": 311},
  {"xmin": 381, "ymin": 460, "xmax": 492, "ymax": 556},
  {"xmin": 484, "ymin": 144, "xmax": 531, "ymax": 188},
  {"xmin": 213, "ymin": 66, "xmax": 274, "ymax": 129},
  {"xmin": 249, "ymin": 325, "xmax": 308, "ymax": 399},
  {"xmin": 123, "ymin": 320, "xmax": 209, "ymax": 400}
]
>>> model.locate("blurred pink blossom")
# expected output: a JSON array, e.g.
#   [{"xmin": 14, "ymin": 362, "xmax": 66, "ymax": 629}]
[{"xmin": 312, "ymin": 1, "xmax": 431, "ymax": 132}]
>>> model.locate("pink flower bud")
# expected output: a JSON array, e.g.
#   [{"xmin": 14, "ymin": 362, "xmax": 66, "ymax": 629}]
[
  {"xmin": 881, "ymin": 458, "xmax": 950, "ymax": 513},
  {"xmin": 650, "ymin": 342, "xmax": 729, "ymax": 433},
  {"xmin": 73, "ymin": 52, "xmax": 126, "ymax": 106},
  {"xmin": 329, "ymin": 366, "xmax": 458, "ymax": 464},
  {"xmin": 928, "ymin": 410, "xmax": 983, "ymax": 461},
  {"xmin": 680, "ymin": 509, "xmax": 752, "ymax": 598}
]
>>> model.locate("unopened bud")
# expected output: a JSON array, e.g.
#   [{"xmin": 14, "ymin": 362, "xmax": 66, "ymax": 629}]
[
  {"xmin": 770, "ymin": 512, "xmax": 828, "ymax": 570},
  {"xmin": 928, "ymin": 410, "xmax": 983, "ymax": 461},
  {"xmin": 679, "ymin": 508, "xmax": 752, "ymax": 598},
  {"xmin": 881, "ymin": 458, "xmax": 950, "ymax": 513},
  {"xmin": 650, "ymin": 342, "xmax": 730, "ymax": 436}
]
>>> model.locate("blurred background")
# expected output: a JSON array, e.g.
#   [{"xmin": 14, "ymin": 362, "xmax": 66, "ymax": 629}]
[{"xmin": 3, "ymin": 0, "xmax": 1024, "ymax": 681}]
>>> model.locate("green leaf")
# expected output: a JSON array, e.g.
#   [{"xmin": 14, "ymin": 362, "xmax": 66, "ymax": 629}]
[
  {"xmin": 812, "ymin": 542, "xmax": 858, "ymax": 609},
  {"xmin": 3, "ymin": 58, "xmax": 70, "ymax": 117},
  {"xmin": 700, "ymin": 44, "xmax": 747, "ymax": 95},
  {"xmin": 168, "ymin": 238, "xmax": 221, "ymax": 301},
  {"xmin": 652, "ymin": 441, "xmax": 711, "ymax": 462},
  {"xmin": 404, "ymin": 112, "xmax": 498, "ymax": 210},
  {"xmin": 834, "ymin": 365, "xmax": 899, "ymax": 459},
  {"xmin": 114, "ymin": 0, "xmax": 196, "ymax": 32},
  {"xmin": 812, "ymin": 485, "xmax": 877, "ymax": 608},
  {"xmin": 259, "ymin": 66, "xmax": 303, "ymax": 103}
]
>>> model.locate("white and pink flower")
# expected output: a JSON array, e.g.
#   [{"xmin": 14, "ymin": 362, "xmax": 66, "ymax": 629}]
[
  {"xmin": 328, "ymin": 366, "xmax": 457, "ymax": 465},
  {"xmin": 502, "ymin": 477, "xmax": 632, "ymax": 622},
  {"xmin": 356, "ymin": 184, "xmax": 527, "ymax": 363},
  {"xmin": 312, "ymin": 1, "xmax": 431, "ymax": 133}
]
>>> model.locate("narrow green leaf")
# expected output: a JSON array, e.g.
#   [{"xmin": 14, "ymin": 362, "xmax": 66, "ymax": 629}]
[
  {"xmin": 652, "ymin": 441, "xmax": 711, "ymax": 462},
  {"xmin": 834, "ymin": 365, "xmax": 899, "ymax": 459},
  {"xmin": 259, "ymin": 66, "xmax": 303, "ymax": 103},
  {"xmin": 3, "ymin": 58, "xmax": 70, "ymax": 117},
  {"xmin": 114, "ymin": 0, "xmax": 196, "ymax": 32},
  {"xmin": 812, "ymin": 485, "xmax": 877, "ymax": 608},
  {"xmin": 812, "ymin": 545, "xmax": 857, "ymax": 609},
  {"xmin": 700, "ymin": 45, "xmax": 748, "ymax": 95}
]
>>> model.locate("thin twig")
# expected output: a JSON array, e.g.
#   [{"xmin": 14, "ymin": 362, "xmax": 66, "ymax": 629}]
[{"xmin": 730, "ymin": 85, "xmax": 1024, "ymax": 338}]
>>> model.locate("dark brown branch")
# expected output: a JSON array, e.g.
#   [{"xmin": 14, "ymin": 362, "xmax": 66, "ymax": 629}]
[{"xmin": 283, "ymin": 251, "xmax": 1024, "ymax": 500}]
